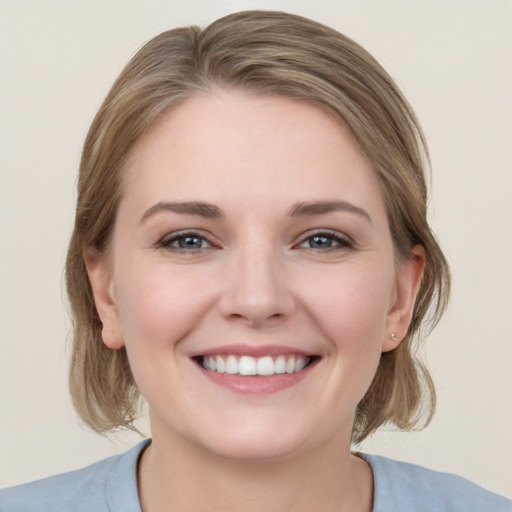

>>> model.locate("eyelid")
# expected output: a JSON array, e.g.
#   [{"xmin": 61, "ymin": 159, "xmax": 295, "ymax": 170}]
[
  {"xmin": 157, "ymin": 229, "xmax": 218, "ymax": 251},
  {"xmin": 155, "ymin": 228, "xmax": 354, "ymax": 252},
  {"xmin": 295, "ymin": 229, "xmax": 354, "ymax": 249}
]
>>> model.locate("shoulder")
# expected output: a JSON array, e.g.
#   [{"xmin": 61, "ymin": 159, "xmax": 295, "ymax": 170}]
[
  {"xmin": 362, "ymin": 453, "xmax": 512, "ymax": 512},
  {"xmin": 0, "ymin": 439, "xmax": 150, "ymax": 512}
]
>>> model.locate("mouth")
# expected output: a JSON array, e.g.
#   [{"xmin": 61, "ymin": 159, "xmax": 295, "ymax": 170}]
[
  {"xmin": 190, "ymin": 345, "xmax": 321, "ymax": 394},
  {"xmin": 193, "ymin": 354, "xmax": 320, "ymax": 377}
]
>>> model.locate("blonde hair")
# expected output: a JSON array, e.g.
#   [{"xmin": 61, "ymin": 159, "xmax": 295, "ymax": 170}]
[{"xmin": 66, "ymin": 10, "xmax": 450, "ymax": 443}]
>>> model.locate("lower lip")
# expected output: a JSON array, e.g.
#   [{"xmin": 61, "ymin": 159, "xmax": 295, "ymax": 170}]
[{"xmin": 197, "ymin": 360, "xmax": 318, "ymax": 395}]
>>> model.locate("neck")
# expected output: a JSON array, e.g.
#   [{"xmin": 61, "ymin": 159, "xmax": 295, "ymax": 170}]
[{"xmin": 137, "ymin": 428, "xmax": 373, "ymax": 512}]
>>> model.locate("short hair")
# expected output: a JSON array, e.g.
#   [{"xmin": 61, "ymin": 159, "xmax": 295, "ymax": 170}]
[{"xmin": 66, "ymin": 10, "xmax": 450, "ymax": 443}]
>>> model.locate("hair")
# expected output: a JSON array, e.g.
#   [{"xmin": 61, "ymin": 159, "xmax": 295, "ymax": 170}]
[{"xmin": 66, "ymin": 10, "xmax": 450, "ymax": 443}]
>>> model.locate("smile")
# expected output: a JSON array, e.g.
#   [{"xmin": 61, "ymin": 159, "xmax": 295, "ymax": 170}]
[{"xmin": 199, "ymin": 354, "xmax": 312, "ymax": 376}]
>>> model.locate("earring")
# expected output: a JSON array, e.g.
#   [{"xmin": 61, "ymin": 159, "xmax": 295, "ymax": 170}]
[{"xmin": 391, "ymin": 332, "xmax": 398, "ymax": 342}]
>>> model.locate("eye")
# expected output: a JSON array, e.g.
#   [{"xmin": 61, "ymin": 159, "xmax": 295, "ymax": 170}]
[
  {"xmin": 158, "ymin": 232, "xmax": 212, "ymax": 252},
  {"xmin": 298, "ymin": 231, "xmax": 353, "ymax": 250}
]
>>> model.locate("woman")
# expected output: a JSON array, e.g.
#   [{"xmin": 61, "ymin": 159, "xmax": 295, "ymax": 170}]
[{"xmin": 1, "ymin": 10, "xmax": 510, "ymax": 512}]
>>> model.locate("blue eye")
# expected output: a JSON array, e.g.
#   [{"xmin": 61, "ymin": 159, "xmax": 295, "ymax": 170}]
[
  {"xmin": 299, "ymin": 232, "xmax": 352, "ymax": 250},
  {"xmin": 159, "ymin": 233, "xmax": 211, "ymax": 251},
  {"xmin": 305, "ymin": 235, "xmax": 335, "ymax": 249},
  {"xmin": 176, "ymin": 236, "xmax": 206, "ymax": 249}
]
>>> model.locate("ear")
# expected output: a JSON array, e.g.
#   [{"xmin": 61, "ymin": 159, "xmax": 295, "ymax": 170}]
[
  {"xmin": 83, "ymin": 247, "xmax": 125, "ymax": 350},
  {"xmin": 382, "ymin": 245, "xmax": 425, "ymax": 352}
]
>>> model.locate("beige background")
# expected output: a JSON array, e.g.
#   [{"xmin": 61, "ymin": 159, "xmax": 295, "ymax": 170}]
[{"xmin": 1, "ymin": 0, "xmax": 511, "ymax": 497}]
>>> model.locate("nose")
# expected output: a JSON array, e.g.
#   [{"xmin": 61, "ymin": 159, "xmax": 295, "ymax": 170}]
[{"xmin": 218, "ymin": 243, "xmax": 296, "ymax": 328}]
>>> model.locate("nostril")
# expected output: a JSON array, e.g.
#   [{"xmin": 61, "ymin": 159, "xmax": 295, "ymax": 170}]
[{"xmin": 218, "ymin": 267, "xmax": 296, "ymax": 325}]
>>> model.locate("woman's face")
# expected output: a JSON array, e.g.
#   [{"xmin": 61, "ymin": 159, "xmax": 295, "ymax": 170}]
[{"xmin": 87, "ymin": 91, "xmax": 422, "ymax": 460}]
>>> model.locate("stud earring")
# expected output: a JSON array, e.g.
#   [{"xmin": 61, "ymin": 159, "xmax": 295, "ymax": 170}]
[{"xmin": 391, "ymin": 332, "xmax": 398, "ymax": 342}]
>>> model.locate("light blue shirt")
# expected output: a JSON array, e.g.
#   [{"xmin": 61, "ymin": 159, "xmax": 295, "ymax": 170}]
[{"xmin": 1, "ymin": 439, "xmax": 510, "ymax": 511}]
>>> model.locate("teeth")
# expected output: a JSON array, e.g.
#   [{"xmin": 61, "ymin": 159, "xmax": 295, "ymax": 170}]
[
  {"xmin": 275, "ymin": 355, "xmax": 286, "ymax": 374},
  {"xmin": 239, "ymin": 356, "xmax": 256, "ymax": 375},
  {"xmin": 201, "ymin": 354, "xmax": 310, "ymax": 376},
  {"xmin": 256, "ymin": 356, "xmax": 274, "ymax": 376},
  {"xmin": 226, "ymin": 355, "xmax": 238, "ymax": 374},
  {"xmin": 295, "ymin": 357, "xmax": 307, "ymax": 372},
  {"xmin": 285, "ymin": 356, "xmax": 296, "ymax": 374},
  {"xmin": 216, "ymin": 356, "xmax": 226, "ymax": 373}
]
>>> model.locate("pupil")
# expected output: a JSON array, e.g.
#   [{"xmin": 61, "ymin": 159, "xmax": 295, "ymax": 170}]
[
  {"xmin": 311, "ymin": 236, "xmax": 332, "ymax": 248},
  {"xmin": 179, "ymin": 236, "xmax": 202, "ymax": 248}
]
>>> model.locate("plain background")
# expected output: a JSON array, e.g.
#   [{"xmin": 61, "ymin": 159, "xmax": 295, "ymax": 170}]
[{"xmin": 1, "ymin": 0, "xmax": 511, "ymax": 497}]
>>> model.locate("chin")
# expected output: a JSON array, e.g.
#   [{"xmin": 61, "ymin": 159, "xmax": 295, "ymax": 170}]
[
  {"xmin": 188, "ymin": 410, "xmax": 339, "ymax": 463},
  {"xmin": 202, "ymin": 430, "xmax": 306, "ymax": 462}
]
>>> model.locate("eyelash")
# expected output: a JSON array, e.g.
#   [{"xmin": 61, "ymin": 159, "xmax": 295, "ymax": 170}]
[
  {"xmin": 157, "ymin": 229, "xmax": 353, "ymax": 254},
  {"xmin": 297, "ymin": 230, "xmax": 354, "ymax": 251},
  {"xmin": 158, "ymin": 231, "xmax": 214, "ymax": 253}
]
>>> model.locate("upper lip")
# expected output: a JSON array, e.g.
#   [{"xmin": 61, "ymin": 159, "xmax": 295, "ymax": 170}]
[{"xmin": 190, "ymin": 344, "xmax": 317, "ymax": 358}]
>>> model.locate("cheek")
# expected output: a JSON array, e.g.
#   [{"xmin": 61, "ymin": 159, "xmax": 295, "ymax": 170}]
[
  {"xmin": 111, "ymin": 262, "xmax": 221, "ymax": 407},
  {"xmin": 301, "ymin": 262, "xmax": 394, "ymax": 347},
  {"xmin": 114, "ymin": 261, "xmax": 218, "ymax": 349},
  {"xmin": 299, "ymin": 262, "xmax": 394, "ymax": 403},
  {"xmin": 290, "ymin": 263, "xmax": 395, "ymax": 421}
]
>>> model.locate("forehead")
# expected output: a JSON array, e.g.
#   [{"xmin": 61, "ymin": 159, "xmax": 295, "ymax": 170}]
[{"xmin": 121, "ymin": 91, "xmax": 386, "ymax": 221}]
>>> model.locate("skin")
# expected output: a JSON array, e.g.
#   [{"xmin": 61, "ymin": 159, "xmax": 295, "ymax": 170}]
[{"xmin": 86, "ymin": 90, "xmax": 424, "ymax": 512}]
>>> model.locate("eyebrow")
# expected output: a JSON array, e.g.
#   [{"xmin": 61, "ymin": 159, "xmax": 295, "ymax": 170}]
[
  {"xmin": 288, "ymin": 200, "xmax": 372, "ymax": 223},
  {"xmin": 140, "ymin": 201, "xmax": 223, "ymax": 223},
  {"xmin": 140, "ymin": 199, "xmax": 371, "ymax": 223}
]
